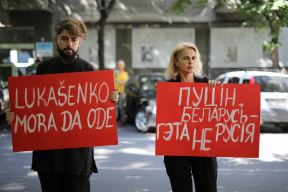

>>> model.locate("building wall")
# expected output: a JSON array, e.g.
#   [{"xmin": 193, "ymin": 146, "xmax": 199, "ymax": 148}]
[
  {"xmin": 211, "ymin": 28, "xmax": 270, "ymax": 68},
  {"xmin": 79, "ymin": 27, "xmax": 116, "ymax": 69},
  {"xmin": 80, "ymin": 25, "xmax": 288, "ymax": 78},
  {"xmin": 210, "ymin": 27, "xmax": 288, "ymax": 78},
  {"xmin": 116, "ymin": 28, "xmax": 132, "ymax": 74},
  {"xmin": 131, "ymin": 28, "xmax": 195, "ymax": 69},
  {"xmin": 9, "ymin": 10, "xmax": 52, "ymax": 42},
  {"xmin": 279, "ymin": 28, "xmax": 288, "ymax": 67},
  {"xmin": 196, "ymin": 28, "xmax": 210, "ymax": 77}
]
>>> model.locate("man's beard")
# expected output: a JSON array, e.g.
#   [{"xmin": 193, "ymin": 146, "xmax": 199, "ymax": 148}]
[{"xmin": 57, "ymin": 45, "xmax": 78, "ymax": 64}]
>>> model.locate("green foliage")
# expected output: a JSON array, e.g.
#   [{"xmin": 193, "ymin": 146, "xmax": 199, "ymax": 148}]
[
  {"xmin": 170, "ymin": 0, "xmax": 217, "ymax": 13},
  {"xmin": 172, "ymin": 0, "xmax": 288, "ymax": 32},
  {"xmin": 171, "ymin": 0, "xmax": 226, "ymax": 13},
  {"xmin": 238, "ymin": 0, "xmax": 288, "ymax": 55},
  {"xmin": 263, "ymin": 40, "xmax": 280, "ymax": 54},
  {"xmin": 238, "ymin": 0, "xmax": 288, "ymax": 26},
  {"xmin": 172, "ymin": 0, "xmax": 288, "ymax": 67},
  {"xmin": 170, "ymin": 0, "xmax": 192, "ymax": 13}
]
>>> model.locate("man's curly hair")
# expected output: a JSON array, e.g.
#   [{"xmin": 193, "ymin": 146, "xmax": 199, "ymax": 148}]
[{"xmin": 55, "ymin": 18, "xmax": 87, "ymax": 39}]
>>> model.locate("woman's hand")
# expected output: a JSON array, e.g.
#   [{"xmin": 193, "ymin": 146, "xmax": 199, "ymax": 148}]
[
  {"xmin": 6, "ymin": 111, "xmax": 14, "ymax": 125},
  {"xmin": 110, "ymin": 89, "xmax": 119, "ymax": 103},
  {"xmin": 208, "ymin": 80, "xmax": 221, "ymax": 87}
]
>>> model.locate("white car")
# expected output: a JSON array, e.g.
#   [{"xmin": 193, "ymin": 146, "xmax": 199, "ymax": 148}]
[{"xmin": 215, "ymin": 71, "xmax": 288, "ymax": 132}]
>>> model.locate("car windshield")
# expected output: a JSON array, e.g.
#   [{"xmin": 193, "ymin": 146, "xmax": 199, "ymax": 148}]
[
  {"xmin": 255, "ymin": 75, "xmax": 288, "ymax": 92},
  {"xmin": 140, "ymin": 76, "xmax": 164, "ymax": 91}
]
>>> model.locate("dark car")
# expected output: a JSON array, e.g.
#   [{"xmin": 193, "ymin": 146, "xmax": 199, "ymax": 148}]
[
  {"xmin": 124, "ymin": 73, "xmax": 165, "ymax": 132},
  {"xmin": 0, "ymin": 80, "xmax": 9, "ymax": 116}
]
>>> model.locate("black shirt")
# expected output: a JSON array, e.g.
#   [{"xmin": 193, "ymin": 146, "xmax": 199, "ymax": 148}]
[
  {"xmin": 31, "ymin": 56, "xmax": 97, "ymax": 175},
  {"xmin": 168, "ymin": 74, "xmax": 209, "ymax": 83}
]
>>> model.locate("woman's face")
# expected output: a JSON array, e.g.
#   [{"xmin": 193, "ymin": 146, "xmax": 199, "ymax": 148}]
[{"xmin": 175, "ymin": 48, "xmax": 197, "ymax": 75}]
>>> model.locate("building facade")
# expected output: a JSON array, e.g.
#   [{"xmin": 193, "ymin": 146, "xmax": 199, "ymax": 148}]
[{"xmin": 1, "ymin": 0, "xmax": 288, "ymax": 80}]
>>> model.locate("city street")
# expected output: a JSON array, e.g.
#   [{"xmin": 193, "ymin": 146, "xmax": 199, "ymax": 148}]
[{"xmin": 0, "ymin": 123, "xmax": 288, "ymax": 192}]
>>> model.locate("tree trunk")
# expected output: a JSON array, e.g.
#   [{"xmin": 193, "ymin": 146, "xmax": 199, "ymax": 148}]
[
  {"xmin": 270, "ymin": 12, "xmax": 280, "ymax": 69},
  {"xmin": 271, "ymin": 38, "xmax": 279, "ymax": 69},
  {"xmin": 96, "ymin": 0, "xmax": 115, "ymax": 70},
  {"xmin": 98, "ymin": 19, "xmax": 105, "ymax": 70}
]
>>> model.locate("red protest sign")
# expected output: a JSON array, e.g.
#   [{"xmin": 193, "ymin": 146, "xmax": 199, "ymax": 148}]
[
  {"xmin": 156, "ymin": 82, "xmax": 260, "ymax": 158},
  {"xmin": 8, "ymin": 70, "xmax": 118, "ymax": 152}
]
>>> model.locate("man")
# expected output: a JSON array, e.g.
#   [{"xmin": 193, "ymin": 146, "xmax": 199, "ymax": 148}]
[
  {"xmin": 114, "ymin": 60, "xmax": 129, "ymax": 121},
  {"xmin": 6, "ymin": 18, "xmax": 118, "ymax": 192}
]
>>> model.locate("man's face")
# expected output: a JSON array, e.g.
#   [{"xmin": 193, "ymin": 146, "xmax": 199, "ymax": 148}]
[
  {"xmin": 117, "ymin": 62, "xmax": 124, "ymax": 70},
  {"xmin": 56, "ymin": 29, "xmax": 82, "ymax": 61}
]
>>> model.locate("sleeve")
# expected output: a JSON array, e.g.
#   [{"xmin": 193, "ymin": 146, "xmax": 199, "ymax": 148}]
[
  {"xmin": 202, "ymin": 76, "xmax": 209, "ymax": 83},
  {"xmin": 35, "ymin": 62, "xmax": 45, "ymax": 75},
  {"xmin": 194, "ymin": 75, "xmax": 209, "ymax": 83},
  {"xmin": 83, "ymin": 60, "xmax": 96, "ymax": 72}
]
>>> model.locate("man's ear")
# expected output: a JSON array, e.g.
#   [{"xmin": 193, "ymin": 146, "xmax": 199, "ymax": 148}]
[
  {"xmin": 78, "ymin": 39, "xmax": 83, "ymax": 47},
  {"xmin": 53, "ymin": 36, "xmax": 57, "ymax": 43}
]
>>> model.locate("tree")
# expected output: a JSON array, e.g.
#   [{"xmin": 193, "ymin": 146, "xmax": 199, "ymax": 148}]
[
  {"xmin": 172, "ymin": 0, "xmax": 288, "ymax": 69},
  {"xmin": 237, "ymin": 0, "xmax": 288, "ymax": 68},
  {"xmin": 95, "ymin": 0, "xmax": 116, "ymax": 70},
  {"xmin": 171, "ymin": 0, "xmax": 217, "ymax": 13}
]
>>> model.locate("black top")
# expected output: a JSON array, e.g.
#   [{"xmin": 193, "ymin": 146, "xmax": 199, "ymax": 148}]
[
  {"xmin": 31, "ymin": 56, "xmax": 98, "ymax": 175},
  {"xmin": 166, "ymin": 74, "xmax": 213, "ymax": 160},
  {"xmin": 168, "ymin": 74, "xmax": 209, "ymax": 83}
]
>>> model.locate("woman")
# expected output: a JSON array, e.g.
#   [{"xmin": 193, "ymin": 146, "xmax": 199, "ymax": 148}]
[{"xmin": 164, "ymin": 42, "xmax": 218, "ymax": 192}]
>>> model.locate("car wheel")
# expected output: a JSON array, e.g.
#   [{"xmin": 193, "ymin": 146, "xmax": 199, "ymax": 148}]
[
  {"xmin": 280, "ymin": 125, "xmax": 288, "ymax": 132},
  {"xmin": 135, "ymin": 109, "xmax": 150, "ymax": 133}
]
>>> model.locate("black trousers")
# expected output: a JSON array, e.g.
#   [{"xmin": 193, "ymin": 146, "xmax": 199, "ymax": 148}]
[
  {"xmin": 164, "ymin": 156, "xmax": 218, "ymax": 192},
  {"xmin": 38, "ymin": 172, "xmax": 90, "ymax": 192}
]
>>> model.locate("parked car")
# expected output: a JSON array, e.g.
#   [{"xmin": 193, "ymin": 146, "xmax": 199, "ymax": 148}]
[
  {"xmin": 215, "ymin": 70, "xmax": 288, "ymax": 132},
  {"xmin": 0, "ymin": 80, "xmax": 9, "ymax": 116},
  {"xmin": 124, "ymin": 73, "xmax": 165, "ymax": 132}
]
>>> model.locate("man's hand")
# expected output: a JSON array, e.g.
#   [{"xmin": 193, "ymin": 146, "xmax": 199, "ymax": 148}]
[
  {"xmin": 6, "ymin": 111, "xmax": 14, "ymax": 125},
  {"xmin": 110, "ymin": 89, "xmax": 119, "ymax": 103}
]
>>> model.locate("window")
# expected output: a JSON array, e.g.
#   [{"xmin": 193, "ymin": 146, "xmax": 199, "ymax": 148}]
[
  {"xmin": 225, "ymin": 46, "xmax": 238, "ymax": 63},
  {"xmin": 228, "ymin": 77, "xmax": 240, "ymax": 84},
  {"xmin": 255, "ymin": 76, "xmax": 288, "ymax": 92}
]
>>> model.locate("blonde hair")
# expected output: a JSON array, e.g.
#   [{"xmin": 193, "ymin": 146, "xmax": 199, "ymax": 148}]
[{"xmin": 165, "ymin": 42, "xmax": 203, "ymax": 80}]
